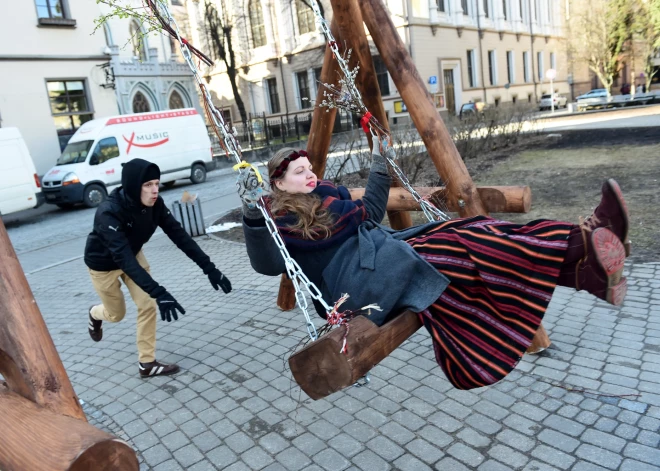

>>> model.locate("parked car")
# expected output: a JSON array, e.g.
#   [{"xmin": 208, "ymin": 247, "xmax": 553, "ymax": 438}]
[
  {"xmin": 539, "ymin": 93, "xmax": 567, "ymax": 110},
  {"xmin": 0, "ymin": 127, "xmax": 44, "ymax": 216},
  {"xmin": 459, "ymin": 102, "xmax": 488, "ymax": 120},
  {"xmin": 576, "ymin": 89, "xmax": 608, "ymax": 102},
  {"xmin": 41, "ymin": 108, "xmax": 213, "ymax": 209}
]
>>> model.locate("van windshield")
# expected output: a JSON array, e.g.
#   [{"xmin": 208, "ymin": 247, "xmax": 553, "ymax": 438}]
[{"xmin": 57, "ymin": 140, "xmax": 94, "ymax": 165}]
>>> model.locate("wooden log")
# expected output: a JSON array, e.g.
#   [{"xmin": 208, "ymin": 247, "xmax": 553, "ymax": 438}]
[
  {"xmin": 288, "ymin": 311, "xmax": 422, "ymax": 400},
  {"xmin": 328, "ymin": 0, "xmax": 413, "ymax": 231},
  {"xmin": 527, "ymin": 323, "xmax": 552, "ymax": 354},
  {"xmin": 0, "ymin": 217, "xmax": 85, "ymax": 420},
  {"xmin": 276, "ymin": 273, "xmax": 296, "ymax": 311},
  {"xmin": 306, "ymin": 19, "xmax": 341, "ymax": 179},
  {"xmin": 348, "ymin": 186, "xmax": 532, "ymax": 213},
  {"xmin": 358, "ymin": 0, "xmax": 487, "ymax": 218},
  {"xmin": 0, "ymin": 386, "xmax": 138, "ymax": 471}
]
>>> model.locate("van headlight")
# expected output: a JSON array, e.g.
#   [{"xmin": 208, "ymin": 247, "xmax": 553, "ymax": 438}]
[{"xmin": 62, "ymin": 172, "xmax": 81, "ymax": 186}]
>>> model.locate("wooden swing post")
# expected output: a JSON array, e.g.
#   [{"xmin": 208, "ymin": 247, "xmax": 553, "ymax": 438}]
[{"xmin": 0, "ymin": 217, "xmax": 138, "ymax": 470}]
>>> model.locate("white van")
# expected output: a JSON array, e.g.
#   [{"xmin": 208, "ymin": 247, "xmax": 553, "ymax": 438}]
[
  {"xmin": 42, "ymin": 108, "xmax": 212, "ymax": 208},
  {"xmin": 0, "ymin": 127, "xmax": 44, "ymax": 216}
]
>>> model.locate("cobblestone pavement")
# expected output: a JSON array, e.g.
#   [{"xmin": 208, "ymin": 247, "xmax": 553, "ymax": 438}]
[{"xmin": 25, "ymin": 234, "xmax": 660, "ymax": 471}]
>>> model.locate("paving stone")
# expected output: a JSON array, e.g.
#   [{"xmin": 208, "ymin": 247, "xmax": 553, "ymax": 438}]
[
  {"xmin": 620, "ymin": 459, "xmax": 660, "ymax": 471},
  {"xmin": 392, "ymin": 454, "xmax": 433, "ymax": 471},
  {"xmin": 241, "ymin": 446, "xmax": 275, "ymax": 470},
  {"xmin": 366, "ymin": 436, "xmax": 404, "ymax": 461},
  {"xmin": 436, "ymin": 457, "xmax": 471, "ymax": 471},
  {"xmin": 530, "ymin": 444, "xmax": 576, "ymax": 469},
  {"xmin": 623, "ymin": 443, "xmax": 660, "ymax": 465},
  {"xmin": 313, "ymin": 448, "xmax": 350, "ymax": 471},
  {"xmin": 447, "ymin": 442, "xmax": 485, "ymax": 468},
  {"xmin": 487, "ymin": 444, "xmax": 529, "ymax": 469},
  {"xmin": 543, "ymin": 414, "xmax": 586, "ymax": 437},
  {"xmin": 275, "ymin": 447, "xmax": 312, "ymax": 471},
  {"xmin": 328, "ymin": 433, "xmax": 364, "ymax": 458},
  {"xmin": 538, "ymin": 429, "xmax": 580, "ymax": 453},
  {"xmin": 575, "ymin": 444, "xmax": 623, "ymax": 469},
  {"xmin": 351, "ymin": 450, "xmax": 389, "ymax": 471},
  {"xmin": 581, "ymin": 429, "xmax": 627, "ymax": 453},
  {"xmin": 404, "ymin": 438, "xmax": 443, "ymax": 464},
  {"xmin": 172, "ymin": 444, "xmax": 204, "ymax": 468}
]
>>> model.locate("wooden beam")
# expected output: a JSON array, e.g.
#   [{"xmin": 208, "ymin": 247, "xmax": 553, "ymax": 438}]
[
  {"xmin": 358, "ymin": 0, "xmax": 487, "ymax": 218},
  {"xmin": 328, "ymin": 0, "xmax": 413, "ymax": 231},
  {"xmin": 0, "ymin": 386, "xmax": 138, "ymax": 471},
  {"xmin": 289, "ymin": 311, "xmax": 422, "ymax": 400},
  {"xmin": 305, "ymin": 19, "xmax": 341, "ymax": 179},
  {"xmin": 0, "ymin": 217, "xmax": 85, "ymax": 420},
  {"xmin": 348, "ymin": 185, "xmax": 532, "ymax": 213}
]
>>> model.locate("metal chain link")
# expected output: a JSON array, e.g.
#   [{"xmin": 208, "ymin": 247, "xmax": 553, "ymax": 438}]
[{"xmin": 152, "ymin": 0, "xmax": 329, "ymax": 340}]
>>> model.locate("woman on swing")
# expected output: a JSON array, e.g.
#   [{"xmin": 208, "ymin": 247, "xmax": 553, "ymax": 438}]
[{"xmin": 239, "ymin": 138, "xmax": 629, "ymax": 390}]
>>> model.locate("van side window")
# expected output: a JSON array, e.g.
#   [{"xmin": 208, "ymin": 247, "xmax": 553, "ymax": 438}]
[{"xmin": 91, "ymin": 137, "xmax": 120, "ymax": 165}]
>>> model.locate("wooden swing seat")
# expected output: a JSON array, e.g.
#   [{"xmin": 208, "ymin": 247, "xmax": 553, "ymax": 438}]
[{"xmin": 288, "ymin": 310, "xmax": 422, "ymax": 400}]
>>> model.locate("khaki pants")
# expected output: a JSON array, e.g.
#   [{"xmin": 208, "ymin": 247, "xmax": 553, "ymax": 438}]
[{"xmin": 88, "ymin": 251, "xmax": 157, "ymax": 363}]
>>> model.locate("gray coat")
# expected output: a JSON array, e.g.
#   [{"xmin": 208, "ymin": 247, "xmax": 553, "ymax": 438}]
[{"xmin": 242, "ymin": 171, "xmax": 450, "ymax": 326}]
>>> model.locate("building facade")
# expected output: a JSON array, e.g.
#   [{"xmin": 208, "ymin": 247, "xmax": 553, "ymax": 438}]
[
  {"xmin": 0, "ymin": 0, "xmax": 200, "ymax": 174},
  {"xmin": 185, "ymin": 0, "xmax": 569, "ymax": 126}
]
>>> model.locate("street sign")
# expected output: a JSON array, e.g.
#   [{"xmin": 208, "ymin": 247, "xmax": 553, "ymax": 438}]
[
  {"xmin": 429, "ymin": 76, "xmax": 438, "ymax": 84},
  {"xmin": 545, "ymin": 68, "xmax": 556, "ymax": 80}
]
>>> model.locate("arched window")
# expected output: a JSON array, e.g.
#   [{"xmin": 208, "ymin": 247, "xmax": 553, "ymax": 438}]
[
  {"xmin": 129, "ymin": 20, "xmax": 148, "ymax": 61},
  {"xmin": 249, "ymin": 0, "xmax": 267, "ymax": 48},
  {"xmin": 132, "ymin": 91, "xmax": 151, "ymax": 113},
  {"xmin": 296, "ymin": 0, "xmax": 315, "ymax": 34},
  {"xmin": 103, "ymin": 23, "xmax": 113, "ymax": 47},
  {"xmin": 169, "ymin": 90, "xmax": 185, "ymax": 109}
]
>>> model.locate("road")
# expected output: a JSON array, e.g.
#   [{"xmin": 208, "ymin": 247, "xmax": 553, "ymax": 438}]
[
  {"xmin": 3, "ymin": 168, "xmax": 240, "ymax": 274},
  {"xmin": 538, "ymin": 104, "xmax": 660, "ymax": 131}
]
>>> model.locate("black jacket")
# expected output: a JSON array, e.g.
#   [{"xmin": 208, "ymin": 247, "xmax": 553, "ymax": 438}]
[{"xmin": 84, "ymin": 167, "xmax": 215, "ymax": 298}]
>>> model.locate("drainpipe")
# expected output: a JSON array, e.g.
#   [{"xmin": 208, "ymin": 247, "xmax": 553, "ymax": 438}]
[
  {"xmin": 475, "ymin": 0, "xmax": 487, "ymax": 103},
  {"xmin": 528, "ymin": 0, "xmax": 537, "ymax": 102},
  {"xmin": 268, "ymin": 0, "xmax": 290, "ymax": 119}
]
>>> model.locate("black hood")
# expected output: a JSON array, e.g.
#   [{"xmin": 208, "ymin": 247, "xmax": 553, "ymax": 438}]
[{"xmin": 121, "ymin": 158, "xmax": 160, "ymax": 203}]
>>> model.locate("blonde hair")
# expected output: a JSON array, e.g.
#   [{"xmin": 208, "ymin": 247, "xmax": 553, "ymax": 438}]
[{"xmin": 268, "ymin": 148, "xmax": 335, "ymax": 239}]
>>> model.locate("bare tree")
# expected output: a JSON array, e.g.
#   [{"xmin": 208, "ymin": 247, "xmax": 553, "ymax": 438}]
[
  {"xmin": 633, "ymin": 0, "xmax": 660, "ymax": 91},
  {"xmin": 569, "ymin": 0, "xmax": 634, "ymax": 98},
  {"xmin": 203, "ymin": 0, "xmax": 248, "ymax": 124}
]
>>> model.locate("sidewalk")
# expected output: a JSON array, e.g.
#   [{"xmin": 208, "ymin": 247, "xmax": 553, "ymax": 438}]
[{"xmin": 25, "ymin": 234, "xmax": 660, "ymax": 471}]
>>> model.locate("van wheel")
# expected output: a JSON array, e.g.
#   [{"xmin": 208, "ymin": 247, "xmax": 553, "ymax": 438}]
[
  {"xmin": 190, "ymin": 164, "xmax": 207, "ymax": 184},
  {"xmin": 162, "ymin": 181, "xmax": 176, "ymax": 189},
  {"xmin": 83, "ymin": 184, "xmax": 107, "ymax": 208}
]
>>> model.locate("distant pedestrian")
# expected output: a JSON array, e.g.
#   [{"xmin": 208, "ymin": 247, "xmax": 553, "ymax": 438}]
[{"xmin": 84, "ymin": 158, "xmax": 232, "ymax": 377}]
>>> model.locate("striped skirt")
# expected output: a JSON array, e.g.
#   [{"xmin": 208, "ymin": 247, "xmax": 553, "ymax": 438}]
[{"xmin": 406, "ymin": 215, "xmax": 573, "ymax": 390}]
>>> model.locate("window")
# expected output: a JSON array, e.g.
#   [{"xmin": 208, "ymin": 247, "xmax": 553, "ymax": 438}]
[
  {"xmin": 103, "ymin": 23, "xmax": 113, "ymax": 47},
  {"xmin": 249, "ymin": 0, "xmax": 267, "ymax": 48},
  {"xmin": 437, "ymin": 0, "xmax": 445, "ymax": 12},
  {"xmin": 373, "ymin": 56, "xmax": 391, "ymax": 96},
  {"xmin": 314, "ymin": 67, "xmax": 322, "ymax": 83},
  {"xmin": 537, "ymin": 51, "xmax": 544, "ymax": 81},
  {"xmin": 90, "ymin": 137, "xmax": 120, "ymax": 165},
  {"xmin": 221, "ymin": 109, "xmax": 232, "ymax": 124},
  {"xmin": 132, "ymin": 91, "xmax": 151, "ymax": 113},
  {"xmin": 550, "ymin": 52, "xmax": 556, "ymax": 71},
  {"xmin": 47, "ymin": 80, "xmax": 93, "ymax": 151},
  {"xmin": 296, "ymin": 71, "xmax": 311, "ymax": 109},
  {"xmin": 507, "ymin": 50, "xmax": 514, "ymax": 84},
  {"xmin": 483, "ymin": 0, "xmax": 489, "ymax": 18},
  {"xmin": 519, "ymin": 0, "xmax": 524, "ymax": 19},
  {"xmin": 502, "ymin": 0, "xmax": 507, "ymax": 20},
  {"xmin": 488, "ymin": 50, "xmax": 496, "ymax": 86},
  {"xmin": 462, "ymin": 0, "xmax": 469, "ymax": 15},
  {"xmin": 129, "ymin": 21, "xmax": 148, "ymax": 62},
  {"xmin": 35, "ymin": 0, "xmax": 65, "ymax": 19},
  {"xmin": 169, "ymin": 90, "xmax": 186, "ymax": 109},
  {"xmin": 467, "ymin": 50, "xmax": 477, "ymax": 87},
  {"xmin": 296, "ymin": 0, "xmax": 316, "ymax": 34},
  {"xmin": 266, "ymin": 78, "xmax": 280, "ymax": 114},
  {"xmin": 523, "ymin": 51, "xmax": 530, "ymax": 83}
]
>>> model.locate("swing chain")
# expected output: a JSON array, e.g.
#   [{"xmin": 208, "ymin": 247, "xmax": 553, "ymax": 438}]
[
  {"xmin": 309, "ymin": 0, "xmax": 450, "ymax": 223},
  {"xmin": 150, "ymin": 0, "xmax": 331, "ymax": 341}
]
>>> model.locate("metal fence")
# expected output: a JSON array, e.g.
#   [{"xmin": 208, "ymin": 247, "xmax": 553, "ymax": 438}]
[{"xmin": 208, "ymin": 110, "xmax": 359, "ymax": 154}]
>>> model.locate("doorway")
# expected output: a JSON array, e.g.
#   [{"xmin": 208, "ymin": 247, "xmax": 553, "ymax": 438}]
[{"xmin": 443, "ymin": 69, "xmax": 456, "ymax": 115}]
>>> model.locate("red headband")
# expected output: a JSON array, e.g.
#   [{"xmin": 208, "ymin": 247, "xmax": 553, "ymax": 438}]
[{"xmin": 271, "ymin": 150, "xmax": 309, "ymax": 179}]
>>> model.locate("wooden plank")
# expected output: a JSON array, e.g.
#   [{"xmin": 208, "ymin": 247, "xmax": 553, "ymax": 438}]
[
  {"xmin": 0, "ymin": 386, "xmax": 138, "ymax": 471},
  {"xmin": 289, "ymin": 311, "xmax": 423, "ymax": 400},
  {"xmin": 0, "ymin": 217, "xmax": 85, "ymax": 420},
  {"xmin": 348, "ymin": 185, "xmax": 532, "ymax": 213},
  {"xmin": 359, "ymin": 0, "xmax": 487, "ymax": 218}
]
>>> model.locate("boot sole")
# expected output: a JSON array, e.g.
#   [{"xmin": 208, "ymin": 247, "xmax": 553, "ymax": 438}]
[
  {"xmin": 592, "ymin": 228, "xmax": 627, "ymax": 306},
  {"xmin": 606, "ymin": 179, "xmax": 631, "ymax": 257}
]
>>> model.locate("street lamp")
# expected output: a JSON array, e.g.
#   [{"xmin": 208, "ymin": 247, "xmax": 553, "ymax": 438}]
[{"xmin": 546, "ymin": 68, "xmax": 557, "ymax": 113}]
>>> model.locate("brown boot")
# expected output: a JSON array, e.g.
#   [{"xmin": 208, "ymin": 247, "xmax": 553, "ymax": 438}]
[
  {"xmin": 581, "ymin": 179, "xmax": 631, "ymax": 256},
  {"xmin": 561, "ymin": 227, "xmax": 627, "ymax": 306}
]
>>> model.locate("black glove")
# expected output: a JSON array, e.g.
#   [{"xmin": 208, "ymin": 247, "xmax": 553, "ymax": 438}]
[
  {"xmin": 208, "ymin": 268, "xmax": 232, "ymax": 294},
  {"xmin": 156, "ymin": 291, "xmax": 185, "ymax": 322}
]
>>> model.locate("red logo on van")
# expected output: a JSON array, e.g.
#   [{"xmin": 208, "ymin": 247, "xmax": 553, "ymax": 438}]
[{"xmin": 123, "ymin": 131, "xmax": 170, "ymax": 154}]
